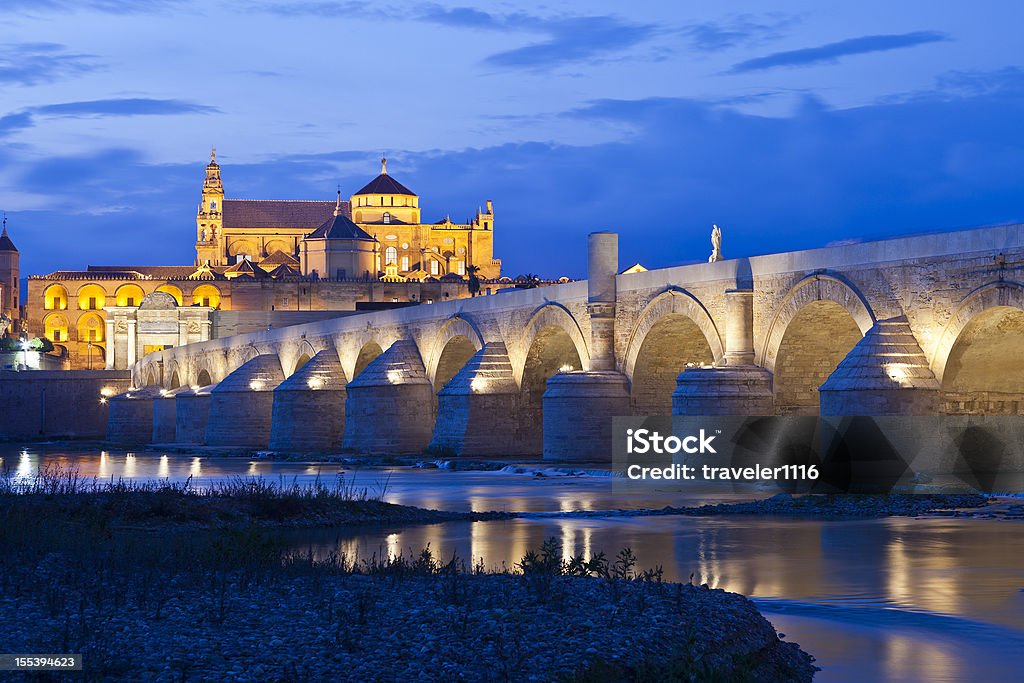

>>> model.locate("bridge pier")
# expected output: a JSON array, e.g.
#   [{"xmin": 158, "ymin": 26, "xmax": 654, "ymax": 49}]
[
  {"xmin": 543, "ymin": 232, "xmax": 631, "ymax": 461},
  {"xmin": 675, "ymin": 287, "xmax": 774, "ymax": 415},
  {"xmin": 107, "ymin": 386, "xmax": 162, "ymax": 444},
  {"xmin": 819, "ymin": 317, "xmax": 940, "ymax": 415},
  {"xmin": 430, "ymin": 342, "xmax": 528, "ymax": 456},
  {"xmin": 175, "ymin": 384, "xmax": 214, "ymax": 445},
  {"xmin": 205, "ymin": 355, "xmax": 285, "ymax": 448},
  {"xmin": 342, "ymin": 340, "xmax": 436, "ymax": 454},
  {"xmin": 269, "ymin": 350, "xmax": 347, "ymax": 452},
  {"xmin": 543, "ymin": 371, "xmax": 631, "ymax": 461},
  {"xmin": 152, "ymin": 387, "xmax": 188, "ymax": 443}
]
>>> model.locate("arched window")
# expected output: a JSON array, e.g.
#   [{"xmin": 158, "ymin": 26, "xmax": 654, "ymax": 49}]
[
  {"xmin": 385, "ymin": 246, "xmax": 398, "ymax": 265},
  {"xmin": 383, "ymin": 212, "xmax": 391, "ymax": 224},
  {"xmin": 210, "ymin": 200, "xmax": 217, "ymax": 210}
]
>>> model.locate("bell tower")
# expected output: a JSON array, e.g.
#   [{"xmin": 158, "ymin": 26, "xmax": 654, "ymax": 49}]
[
  {"xmin": 0, "ymin": 214, "xmax": 20, "ymax": 330},
  {"xmin": 195, "ymin": 148, "xmax": 225, "ymax": 266}
]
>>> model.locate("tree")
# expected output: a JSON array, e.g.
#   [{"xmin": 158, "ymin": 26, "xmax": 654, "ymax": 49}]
[{"xmin": 467, "ymin": 265, "xmax": 481, "ymax": 297}]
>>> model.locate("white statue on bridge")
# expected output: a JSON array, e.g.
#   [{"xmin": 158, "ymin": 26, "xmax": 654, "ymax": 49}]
[{"xmin": 709, "ymin": 224, "xmax": 722, "ymax": 263}]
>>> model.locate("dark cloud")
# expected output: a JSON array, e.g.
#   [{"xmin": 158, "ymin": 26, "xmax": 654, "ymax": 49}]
[
  {"xmin": 682, "ymin": 14, "xmax": 799, "ymax": 51},
  {"xmin": 730, "ymin": 31, "xmax": 949, "ymax": 73},
  {"xmin": 481, "ymin": 16, "xmax": 659, "ymax": 70},
  {"xmin": 0, "ymin": 43, "xmax": 99, "ymax": 86},
  {"xmin": 248, "ymin": 3, "xmax": 659, "ymax": 71},
  {"xmin": 0, "ymin": 112, "xmax": 34, "ymax": 138},
  {"xmin": 8, "ymin": 70, "xmax": 1024, "ymax": 279},
  {"xmin": 33, "ymin": 98, "xmax": 221, "ymax": 117}
]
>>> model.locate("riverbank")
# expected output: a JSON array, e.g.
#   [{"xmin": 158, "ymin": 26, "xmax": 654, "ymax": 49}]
[
  {"xmin": 0, "ymin": 492, "xmax": 816, "ymax": 682},
  {"xmin": 0, "ymin": 466, "xmax": 510, "ymax": 530}
]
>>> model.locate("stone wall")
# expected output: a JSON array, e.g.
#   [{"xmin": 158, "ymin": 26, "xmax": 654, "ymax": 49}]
[{"xmin": 0, "ymin": 370, "xmax": 131, "ymax": 439}]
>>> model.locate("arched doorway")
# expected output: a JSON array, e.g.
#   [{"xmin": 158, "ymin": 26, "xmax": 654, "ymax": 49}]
[
  {"xmin": 630, "ymin": 314, "xmax": 715, "ymax": 415},
  {"xmin": 773, "ymin": 300, "xmax": 863, "ymax": 415},
  {"xmin": 196, "ymin": 369, "xmax": 213, "ymax": 387},
  {"xmin": 941, "ymin": 306, "xmax": 1024, "ymax": 414}
]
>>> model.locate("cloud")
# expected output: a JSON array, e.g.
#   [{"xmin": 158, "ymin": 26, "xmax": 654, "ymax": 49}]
[
  {"xmin": 682, "ymin": 14, "xmax": 799, "ymax": 52},
  {"xmin": 247, "ymin": 3, "xmax": 660, "ymax": 71},
  {"xmin": 0, "ymin": 43, "xmax": 100, "ymax": 86},
  {"xmin": 730, "ymin": 31, "xmax": 949, "ymax": 73},
  {"xmin": 0, "ymin": 98, "xmax": 219, "ymax": 139},
  {"xmin": 33, "ymin": 98, "xmax": 221, "ymax": 117},
  {"xmin": 481, "ymin": 15, "xmax": 659, "ymax": 70}
]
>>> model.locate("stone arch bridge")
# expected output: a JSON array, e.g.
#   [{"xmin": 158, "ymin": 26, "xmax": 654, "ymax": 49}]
[{"xmin": 108, "ymin": 224, "xmax": 1024, "ymax": 460}]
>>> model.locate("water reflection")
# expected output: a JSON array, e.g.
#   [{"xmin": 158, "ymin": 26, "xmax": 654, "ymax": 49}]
[{"xmin": 4, "ymin": 444, "xmax": 1024, "ymax": 681}]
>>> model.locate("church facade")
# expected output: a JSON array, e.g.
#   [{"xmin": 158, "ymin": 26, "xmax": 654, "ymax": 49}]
[{"xmin": 194, "ymin": 152, "xmax": 500, "ymax": 280}]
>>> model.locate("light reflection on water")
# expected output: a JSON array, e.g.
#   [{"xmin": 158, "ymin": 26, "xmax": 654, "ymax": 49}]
[{"xmin": 3, "ymin": 446, "xmax": 1024, "ymax": 682}]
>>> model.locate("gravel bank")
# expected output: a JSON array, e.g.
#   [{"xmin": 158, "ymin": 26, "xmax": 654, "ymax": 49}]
[{"xmin": 0, "ymin": 563, "xmax": 815, "ymax": 682}]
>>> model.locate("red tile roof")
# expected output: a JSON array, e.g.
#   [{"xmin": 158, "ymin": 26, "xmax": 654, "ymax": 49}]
[{"xmin": 222, "ymin": 199, "xmax": 349, "ymax": 229}]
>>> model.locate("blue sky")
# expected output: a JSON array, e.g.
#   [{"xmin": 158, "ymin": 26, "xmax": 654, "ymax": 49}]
[{"xmin": 2, "ymin": 1, "xmax": 1023, "ymax": 278}]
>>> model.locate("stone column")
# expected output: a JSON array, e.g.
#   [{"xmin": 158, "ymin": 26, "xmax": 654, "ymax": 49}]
[
  {"xmin": 543, "ymin": 232, "xmax": 631, "ymax": 462},
  {"xmin": 587, "ymin": 231, "xmax": 618, "ymax": 371},
  {"xmin": 205, "ymin": 355, "xmax": 285, "ymax": 448},
  {"xmin": 106, "ymin": 387, "xmax": 162, "ymax": 444},
  {"xmin": 105, "ymin": 318, "xmax": 115, "ymax": 369},
  {"xmin": 178, "ymin": 320, "xmax": 188, "ymax": 346},
  {"xmin": 430, "ymin": 342, "xmax": 529, "ymax": 456},
  {"xmin": 126, "ymin": 319, "xmax": 137, "ymax": 367},
  {"xmin": 722, "ymin": 289, "xmax": 755, "ymax": 366},
  {"xmin": 269, "ymin": 350, "xmax": 347, "ymax": 452},
  {"xmin": 342, "ymin": 340, "xmax": 436, "ymax": 454}
]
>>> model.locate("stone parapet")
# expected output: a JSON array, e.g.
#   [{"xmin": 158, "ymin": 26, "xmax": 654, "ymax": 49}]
[
  {"xmin": 269, "ymin": 350, "xmax": 346, "ymax": 452},
  {"xmin": 543, "ymin": 371, "xmax": 631, "ymax": 461},
  {"xmin": 205, "ymin": 355, "xmax": 285, "ymax": 448},
  {"xmin": 342, "ymin": 340, "xmax": 435, "ymax": 454}
]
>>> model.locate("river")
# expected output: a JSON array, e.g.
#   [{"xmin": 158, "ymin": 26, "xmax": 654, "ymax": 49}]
[{"xmin": 3, "ymin": 445, "xmax": 1023, "ymax": 682}]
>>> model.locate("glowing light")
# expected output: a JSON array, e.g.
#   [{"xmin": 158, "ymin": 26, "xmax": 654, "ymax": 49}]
[
  {"xmin": 884, "ymin": 363, "xmax": 910, "ymax": 385},
  {"xmin": 386, "ymin": 369, "xmax": 403, "ymax": 384},
  {"xmin": 470, "ymin": 377, "xmax": 489, "ymax": 393},
  {"xmin": 249, "ymin": 380, "xmax": 265, "ymax": 391},
  {"xmin": 190, "ymin": 385, "xmax": 200, "ymax": 392},
  {"xmin": 99, "ymin": 397, "xmax": 107, "ymax": 405},
  {"xmin": 307, "ymin": 377, "xmax": 324, "ymax": 390},
  {"xmin": 160, "ymin": 389, "xmax": 171, "ymax": 397},
  {"xmin": 559, "ymin": 364, "xmax": 574, "ymax": 373},
  {"xmin": 100, "ymin": 386, "xmax": 117, "ymax": 397},
  {"xmin": 158, "ymin": 455, "xmax": 170, "ymax": 479}
]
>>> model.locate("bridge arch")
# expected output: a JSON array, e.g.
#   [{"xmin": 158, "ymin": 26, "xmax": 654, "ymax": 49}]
[
  {"xmin": 623, "ymin": 288, "xmax": 723, "ymax": 414},
  {"xmin": 517, "ymin": 303, "xmax": 590, "ymax": 384},
  {"xmin": 762, "ymin": 274, "xmax": 875, "ymax": 415},
  {"xmin": 281, "ymin": 339, "xmax": 318, "ymax": 377},
  {"xmin": 425, "ymin": 315, "xmax": 486, "ymax": 389},
  {"xmin": 195, "ymin": 368, "xmax": 214, "ymax": 387},
  {"xmin": 932, "ymin": 281, "xmax": 1024, "ymax": 414},
  {"xmin": 760, "ymin": 274, "xmax": 875, "ymax": 373}
]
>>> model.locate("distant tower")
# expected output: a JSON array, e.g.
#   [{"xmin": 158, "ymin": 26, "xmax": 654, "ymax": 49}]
[
  {"xmin": 195, "ymin": 148, "xmax": 225, "ymax": 266},
  {"xmin": 0, "ymin": 214, "xmax": 20, "ymax": 329}
]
